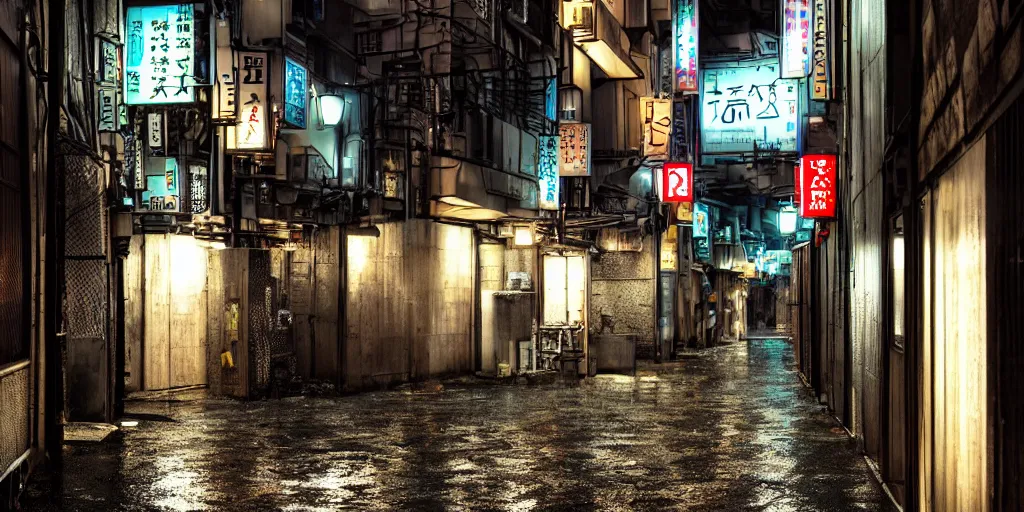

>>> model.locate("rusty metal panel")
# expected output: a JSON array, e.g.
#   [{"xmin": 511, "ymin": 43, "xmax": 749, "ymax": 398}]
[{"xmin": 986, "ymin": 92, "xmax": 1023, "ymax": 511}]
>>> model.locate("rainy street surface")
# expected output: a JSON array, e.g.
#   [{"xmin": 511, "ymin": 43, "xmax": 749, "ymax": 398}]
[{"xmin": 25, "ymin": 339, "xmax": 889, "ymax": 511}]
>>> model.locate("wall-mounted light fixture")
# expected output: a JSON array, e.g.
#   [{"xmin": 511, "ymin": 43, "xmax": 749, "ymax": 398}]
[
  {"xmin": 513, "ymin": 225, "xmax": 534, "ymax": 247},
  {"xmin": 320, "ymin": 94, "xmax": 346, "ymax": 127},
  {"xmin": 779, "ymin": 205, "xmax": 798, "ymax": 235},
  {"xmin": 559, "ymin": 85, "xmax": 583, "ymax": 122}
]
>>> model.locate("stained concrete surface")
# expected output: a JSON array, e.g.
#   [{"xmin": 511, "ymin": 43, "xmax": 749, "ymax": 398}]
[{"xmin": 24, "ymin": 339, "xmax": 889, "ymax": 511}]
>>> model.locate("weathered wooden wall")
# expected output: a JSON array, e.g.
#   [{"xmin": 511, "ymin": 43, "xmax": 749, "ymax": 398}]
[
  {"xmin": 206, "ymin": 249, "xmax": 249, "ymax": 398},
  {"xmin": 345, "ymin": 221, "xmax": 474, "ymax": 390},
  {"xmin": 127, "ymin": 235, "xmax": 210, "ymax": 391},
  {"xmin": 921, "ymin": 138, "xmax": 989, "ymax": 512}
]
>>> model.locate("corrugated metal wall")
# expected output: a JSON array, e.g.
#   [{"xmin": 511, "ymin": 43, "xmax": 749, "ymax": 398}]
[{"xmin": 987, "ymin": 92, "xmax": 1023, "ymax": 512}]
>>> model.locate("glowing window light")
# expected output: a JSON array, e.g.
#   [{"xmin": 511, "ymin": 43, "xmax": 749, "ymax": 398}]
[{"xmin": 513, "ymin": 226, "xmax": 534, "ymax": 247}]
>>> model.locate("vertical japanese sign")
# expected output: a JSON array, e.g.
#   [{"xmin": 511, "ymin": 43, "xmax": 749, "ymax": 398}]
[
  {"xmin": 558, "ymin": 123, "xmax": 591, "ymax": 176},
  {"xmin": 793, "ymin": 161, "xmax": 801, "ymax": 203},
  {"xmin": 672, "ymin": 0, "xmax": 698, "ymax": 93},
  {"xmin": 148, "ymin": 112, "xmax": 164, "ymax": 150},
  {"xmin": 213, "ymin": 17, "xmax": 237, "ymax": 122},
  {"xmin": 693, "ymin": 202, "xmax": 709, "ymax": 237},
  {"xmin": 284, "ymin": 57, "xmax": 308, "ymax": 129},
  {"xmin": 98, "ymin": 39, "xmax": 120, "ymax": 132},
  {"xmin": 231, "ymin": 51, "xmax": 269, "ymax": 151},
  {"xmin": 798, "ymin": 154, "xmax": 836, "ymax": 218},
  {"xmin": 671, "ymin": 99, "xmax": 691, "ymax": 160},
  {"xmin": 781, "ymin": 0, "xmax": 811, "ymax": 78},
  {"xmin": 700, "ymin": 63, "xmax": 799, "ymax": 153},
  {"xmin": 124, "ymin": 4, "xmax": 196, "ymax": 104},
  {"xmin": 811, "ymin": 0, "xmax": 831, "ymax": 100},
  {"xmin": 641, "ymin": 98, "xmax": 672, "ymax": 157},
  {"xmin": 538, "ymin": 135, "xmax": 560, "ymax": 210},
  {"xmin": 661, "ymin": 163, "xmax": 693, "ymax": 203},
  {"xmin": 98, "ymin": 89, "xmax": 118, "ymax": 131}
]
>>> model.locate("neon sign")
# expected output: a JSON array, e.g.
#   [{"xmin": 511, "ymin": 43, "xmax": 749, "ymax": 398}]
[
  {"xmin": 811, "ymin": 0, "xmax": 831, "ymax": 99},
  {"xmin": 798, "ymin": 154, "xmax": 837, "ymax": 218},
  {"xmin": 700, "ymin": 62, "xmax": 800, "ymax": 154},
  {"xmin": 661, "ymin": 163, "xmax": 693, "ymax": 203},
  {"xmin": 672, "ymin": 0, "xmax": 698, "ymax": 92},
  {"xmin": 124, "ymin": 4, "xmax": 195, "ymax": 104},
  {"xmin": 781, "ymin": 0, "xmax": 811, "ymax": 78},
  {"xmin": 284, "ymin": 57, "xmax": 308, "ymax": 129},
  {"xmin": 231, "ymin": 51, "xmax": 269, "ymax": 151},
  {"xmin": 538, "ymin": 135, "xmax": 560, "ymax": 210}
]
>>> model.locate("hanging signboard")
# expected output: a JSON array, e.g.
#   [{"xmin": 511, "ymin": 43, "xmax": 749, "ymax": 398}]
[
  {"xmin": 213, "ymin": 17, "xmax": 237, "ymax": 122},
  {"xmin": 148, "ymin": 112, "xmax": 164, "ymax": 150},
  {"xmin": 124, "ymin": 4, "xmax": 196, "ymax": 104},
  {"xmin": 793, "ymin": 161, "xmax": 801, "ymax": 202},
  {"xmin": 693, "ymin": 202, "xmax": 709, "ymax": 238},
  {"xmin": 100, "ymin": 40, "xmax": 119, "ymax": 84},
  {"xmin": 672, "ymin": 0, "xmax": 698, "ymax": 93},
  {"xmin": 98, "ymin": 88, "xmax": 118, "ymax": 132},
  {"xmin": 538, "ymin": 135, "xmax": 560, "ymax": 210},
  {"xmin": 781, "ymin": 0, "xmax": 811, "ymax": 78},
  {"xmin": 640, "ymin": 97, "xmax": 672, "ymax": 158},
  {"xmin": 661, "ymin": 162, "xmax": 693, "ymax": 203},
  {"xmin": 229, "ymin": 51, "xmax": 270, "ymax": 151},
  {"xmin": 671, "ymin": 99, "xmax": 691, "ymax": 160},
  {"xmin": 284, "ymin": 57, "xmax": 308, "ymax": 129},
  {"xmin": 545, "ymin": 78, "xmax": 557, "ymax": 122},
  {"xmin": 558, "ymin": 122, "xmax": 591, "ymax": 176},
  {"xmin": 811, "ymin": 0, "xmax": 831, "ymax": 100},
  {"xmin": 798, "ymin": 154, "xmax": 837, "ymax": 218},
  {"xmin": 700, "ymin": 62, "xmax": 799, "ymax": 154}
]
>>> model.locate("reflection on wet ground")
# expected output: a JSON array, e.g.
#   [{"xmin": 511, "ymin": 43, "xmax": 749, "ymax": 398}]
[{"xmin": 25, "ymin": 339, "xmax": 889, "ymax": 511}]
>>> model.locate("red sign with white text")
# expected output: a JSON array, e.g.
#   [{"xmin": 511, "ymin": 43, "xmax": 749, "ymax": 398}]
[
  {"xmin": 662, "ymin": 162, "xmax": 693, "ymax": 203},
  {"xmin": 799, "ymin": 154, "xmax": 837, "ymax": 218}
]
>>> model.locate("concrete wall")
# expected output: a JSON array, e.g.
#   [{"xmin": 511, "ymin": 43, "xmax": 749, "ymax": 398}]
[
  {"xmin": 590, "ymin": 236, "xmax": 655, "ymax": 358},
  {"xmin": 345, "ymin": 220, "xmax": 474, "ymax": 390},
  {"xmin": 846, "ymin": 0, "xmax": 887, "ymax": 459}
]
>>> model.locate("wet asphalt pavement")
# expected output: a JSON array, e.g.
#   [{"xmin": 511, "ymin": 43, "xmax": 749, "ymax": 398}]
[{"xmin": 25, "ymin": 339, "xmax": 888, "ymax": 511}]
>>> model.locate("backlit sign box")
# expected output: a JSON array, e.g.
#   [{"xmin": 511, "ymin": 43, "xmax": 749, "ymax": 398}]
[
  {"xmin": 811, "ymin": 0, "xmax": 832, "ymax": 99},
  {"xmin": 781, "ymin": 0, "xmax": 811, "ymax": 78},
  {"xmin": 641, "ymin": 97, "xmax": 672, "ymax": 158},
  {"xmin": 538, "ymin": 135, "xmax": 560, "ymax": 210},
  {"xmin": 558, "ymin": 123, "xmax": 591, "ymax": 176},
  {"xmin": 799, "ymin": 154, "xmax": 837, "ymax": 218},
  {"xmin": 284, "ymin": 57, "xmax": 308, "ymax": 129},
  {"xmin": 230, "ymin": 51, "xmax": 270, "ymax": 151},
  {"xmin": 124, "ymin": 4, "xmax": 196, "ymax": 105},
  {"xmin": 693, "ymin": 202, "xmax": 709, "ymax": 238},
  {"xmin": 672, "ymin": 0, "xmax": 698, "ymax": 93},
  {"xmin": 700, "ymin": 63, "xmax": 800, "ymax": 154},
  {"xmin": 661, "ymin": 163, "xmax": 693, "ymax": 203}
]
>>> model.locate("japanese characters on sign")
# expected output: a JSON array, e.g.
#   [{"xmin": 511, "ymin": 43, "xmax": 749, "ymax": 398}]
[
  {"xmin": 124, "ymin": 4, "xmax": 196, "ymax": 105},
  {"xmin": 671, "ymin": 99, "xmax": 692, "ymax": 160},
  {"xmin": 148, "ymin": 112, "xmax": 164, "ymax": 150},
  {"xmin": 284, "ymin": 57, "xmax": 308, "ymax": 129},
  {"xmin": 798, "ymin": 154, "xmax": 837, "ymax": 218},
  {"xmin": 781, "ymin": 0, "xmax": 811, "ymax": 78},
  {"xmin": 700, "ymin": 62, "xmax": 799, "ymax": 154},
  {"xmin": 213, "ymin": 18, "xmax": 237, "ymax": 122},
  {"xmin": 661, "ymin": 163, "xmax": 693, "ymax": 203},
  {"xmin": 641, "ymin": 98, "xmax": 672, "ymax": 158},
  {"xmin": 558, "ymin": 123, "xmax": 591, "ymax": 176},
  {"xmin": 672, "ymin": 0, "xmax": 698, "ymax": 93},
  {"xmin": 100, "ymin": 40, "xmax": 119, "ymax": 83},
  {"xmin": 538, "ymin": 135, "xmax": 560, "ymax": 210},
  {"xmin": 98, "ymin": 88, "xmax": 118, "ymax": 132},
  {"xmin": 231, "ymin": 51, "xmax": 269, "ymax": 151},
  {"xmin": 811, "ymin": 0, "xmax": 831, "ymax": 100}
]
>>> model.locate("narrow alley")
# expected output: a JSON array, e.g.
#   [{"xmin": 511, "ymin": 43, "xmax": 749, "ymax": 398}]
[{"xmin": 25, "ymin": 340, "xmax": 886, "ymax": 511}]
